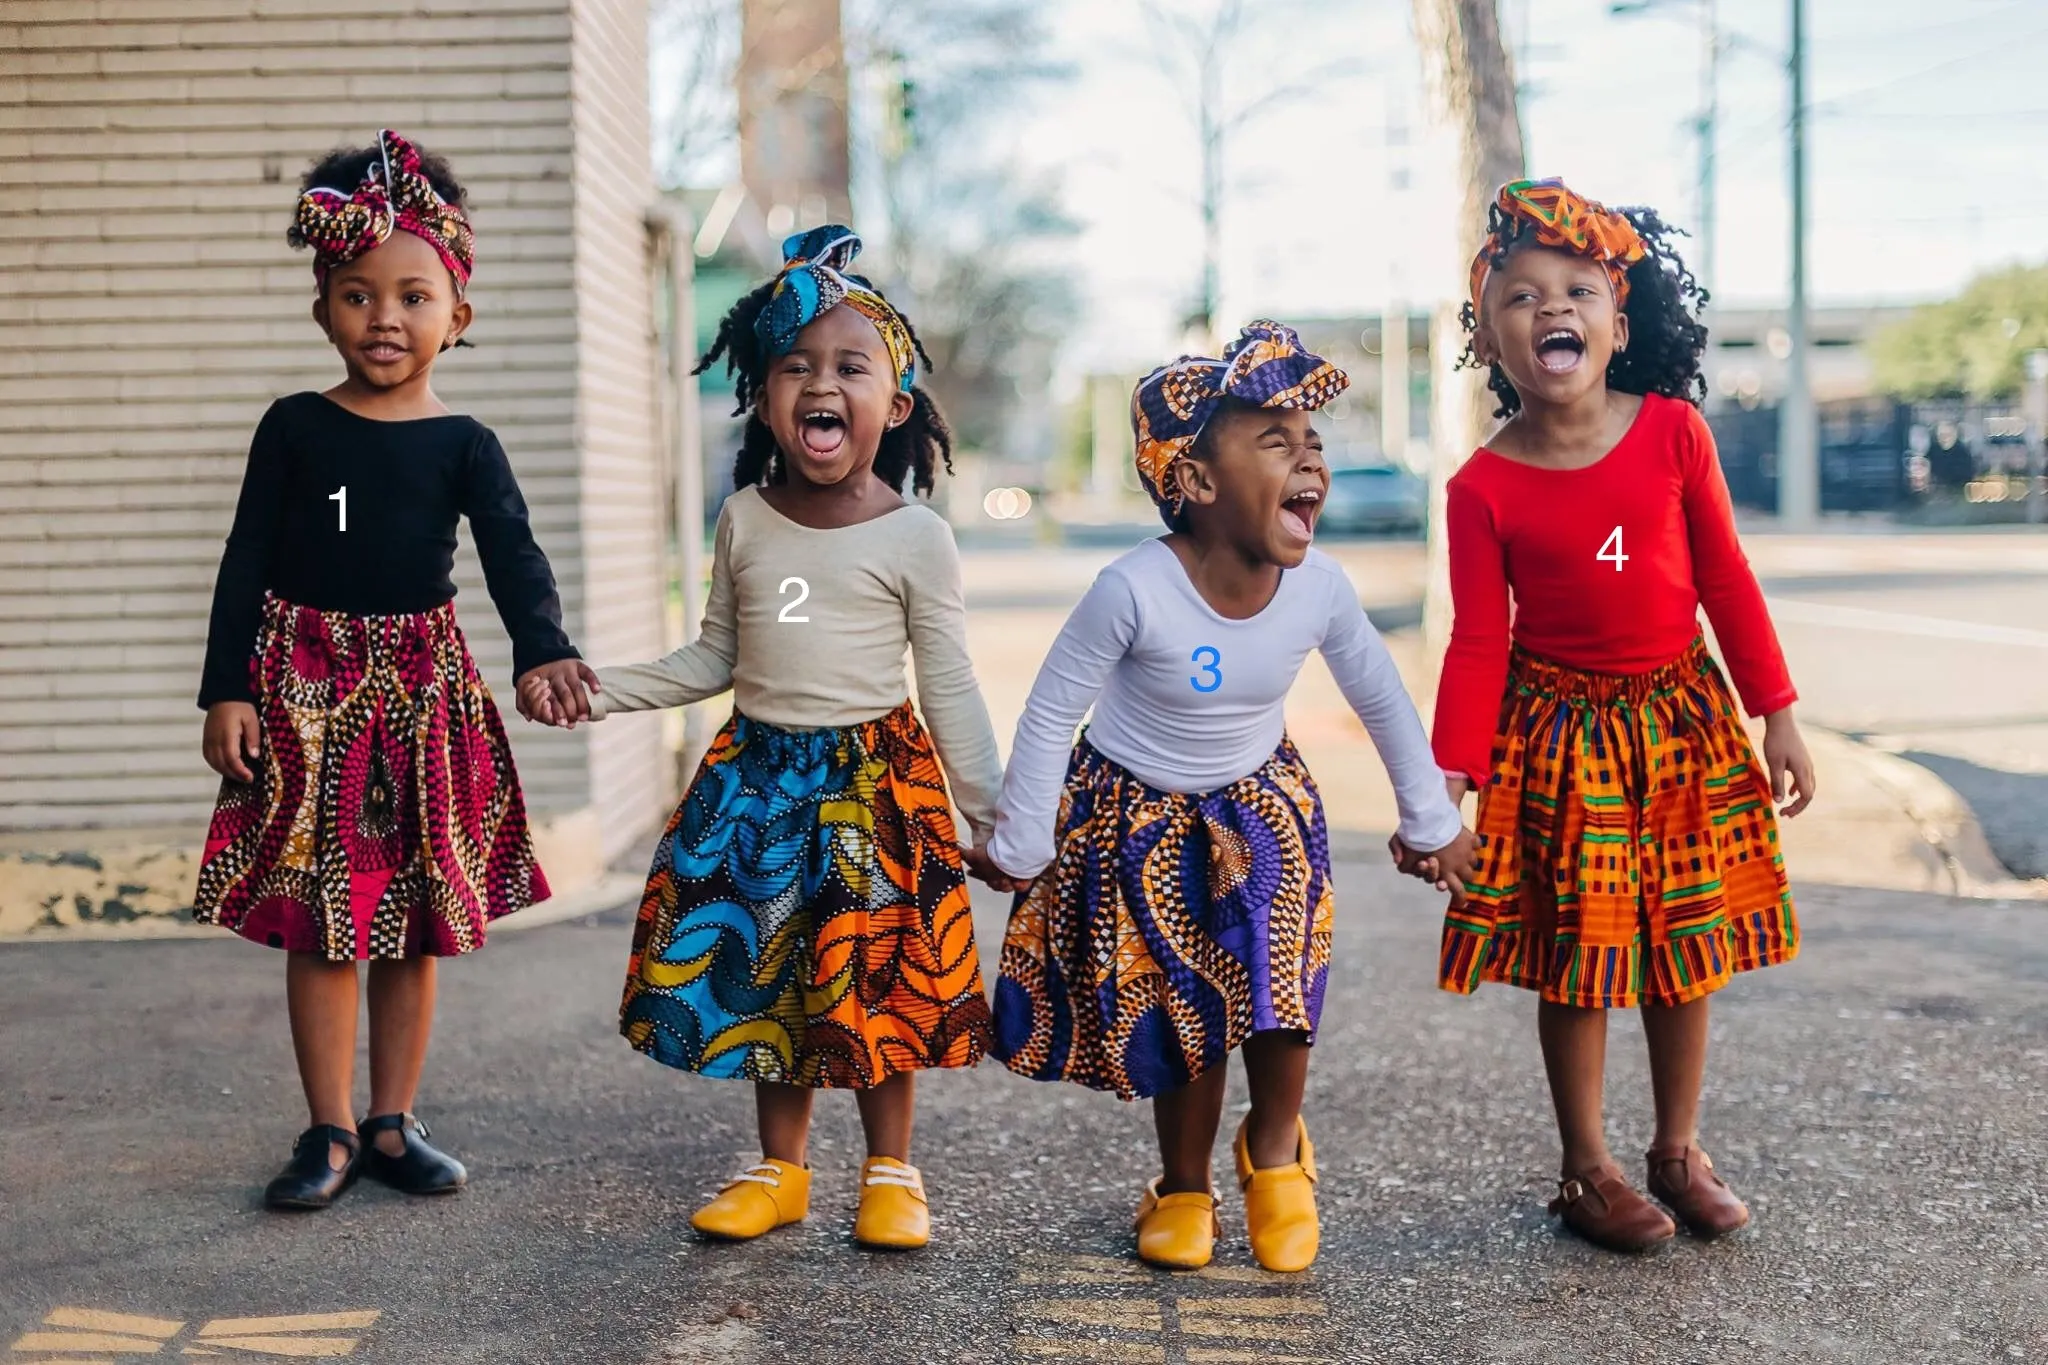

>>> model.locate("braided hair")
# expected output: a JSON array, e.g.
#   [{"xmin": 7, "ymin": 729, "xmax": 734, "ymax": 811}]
[
  {"xmin": 1459, "ymin": 205, "xmax": 1709, "ymax": 419},
  {"xmin": 695, "ymin": 279, "xmax": 955, "ymax": 497}
]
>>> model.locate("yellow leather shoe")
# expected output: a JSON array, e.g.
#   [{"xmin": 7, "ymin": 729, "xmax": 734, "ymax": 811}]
[
  {"xmin": 853, "ymin": 1158, "xmax": 930, "ymax": 1250},
  {"xmin": 689, "ymin": 1158, "xmax": 810, "ymax": 1241},
  {"xmin": 1235, "ymin": 1116, "xmax": 1319, "ymax": 1272},
  {"xmin": 1134, "ymin": 1176, "xmax": 1219, "ymax": 1270}
]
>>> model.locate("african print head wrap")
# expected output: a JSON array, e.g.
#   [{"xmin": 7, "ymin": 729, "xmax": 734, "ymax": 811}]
[
  {"xmin": 1131, "ymin": 321, "xmax": 1350, "ymax": 522},
  {"xmin": 290, "ymin": 129, "xmax": 476, "ymax": 296},
  {"xmin": 755, "ymin": 226, "xmax": 917, "ymax": 392},
  {"xmin": 1468, "ymin": 178, "xmax": 1646, "ymax": 316}
]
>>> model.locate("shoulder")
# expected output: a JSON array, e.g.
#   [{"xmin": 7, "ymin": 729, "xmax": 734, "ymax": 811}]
[
  {"xmin": 1298, "ymin": 547, "xmax": 1352, "ymax": 593},
  {"xmin": 256, "ymin": 391, "xmax": 323, "ymax": 436},
  {"xmin": 1636, "ymin": 392, "xmax": 1710, "ymax": 443},
  {"xmin": 892, "ymin": 500, "xmax": 954, "ymax": 545}
]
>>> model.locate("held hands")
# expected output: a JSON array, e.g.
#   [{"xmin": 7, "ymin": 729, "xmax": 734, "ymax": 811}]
[
  {"xmin": 1388, "ymin": 826, "xmax": 1480, "ymax": 909},
  {"xmin": 1762, "ymin": 708, "xmax": 1818, "ymax": 817},
  {"xmin": 960, "ymin": 841, "xmax": 1030, "ymax": 894},
  {"xmin": 516, "ymin": 660, "xmax": 602, "ymax": 729},
  {"xmin": 202, "ymin": 701, "xmax": 262, "ymax": 783}
]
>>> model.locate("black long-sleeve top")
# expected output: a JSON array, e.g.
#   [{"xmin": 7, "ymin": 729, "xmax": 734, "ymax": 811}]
[{"xmin": 198, "ymin": 392, "xmax": 578, "ymax": 709}]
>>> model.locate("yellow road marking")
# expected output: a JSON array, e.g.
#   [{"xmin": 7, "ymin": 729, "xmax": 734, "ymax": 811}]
[
  {"xmin": 196, "ymin": 1315, "xmax": 378, "ymax": 1338},
  {"xmin": 1014, "ymin": 1254, "xmax": 1279, "ymax": 1286},
  {"xmin": 42, "ymin": 1312, "xmax": 182, "ymax": 1339},
  {"xmin": 1015, "ymin": 1299, "xmax": 1162, "ymax": 1332},
  {"xmin": 1179, "ymin": 1317, "xmax": 1318, "ymax": 1344},
  {"xmin": 1012, "ymin": 1342, "xmax": 1164, "ymax": 1363},
  {"xmin": 182, "ymin": 1337, "xmax": 358, "ymax": 1358},
  {"xmin": 11, "ymin": 1332, "xmax": 167, "ymax": 1354},
  {"xmin": 1187, "ymin": 1350, "xmax": 1324, "ymax": 1364},
  {"xmin": 13, "ymin": 1358, "xmax": 120, "ymax": 1364},
  {"xmin": 1177, "ymin": 1297, "xmax": 1325, "ymax": 1318}
]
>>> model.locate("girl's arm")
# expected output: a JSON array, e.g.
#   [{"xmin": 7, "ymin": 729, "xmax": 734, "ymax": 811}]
[
  {"xmin": 1429, "ymin": 476, "xmax": 1512, "ymax": 789},
  {"xmin": 198, "ymin": 403, "xmax": 291, "ymax": 711},
  {"xmin": 984, "ymin": 568, "xmax": 1140, "ymax": 881},
  {"xmin": 1679, "ymin": 408, "xmax": 1799, "ymax": 718},
  {"xmin": 462, "ymin": 430, "xmax": 579, "ymax": 681},
  {"xmin": 585, "ymin": 502, "xmax": 739, "ymax": 719},
  {"xmin": 1318, "ymin": 567, "xmax": 1467, "ymax": 854},
  {"xmin": 901, "ymin": 514, "xmax": 1004, "ymax": 843}
]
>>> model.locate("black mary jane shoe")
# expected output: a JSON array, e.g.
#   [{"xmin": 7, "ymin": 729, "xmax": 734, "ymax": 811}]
[
  {"xmin": 358, "ymin": 1113, "xmax": 467, "ymax": 1196},
  {"xmin": 263, "ymin": 1124, "xmax": 362, "ymax": 1211}
]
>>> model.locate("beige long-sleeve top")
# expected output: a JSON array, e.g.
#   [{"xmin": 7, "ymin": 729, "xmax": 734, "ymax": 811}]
[{"xmin": 586, "ymin": 486, "xmax": 1004, "ymax": 840}]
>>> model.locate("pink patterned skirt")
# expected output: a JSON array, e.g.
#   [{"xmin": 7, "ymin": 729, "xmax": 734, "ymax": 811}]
[{"xmin": 194, "ymin": 593, "xmax": 550, "ymax": 961}]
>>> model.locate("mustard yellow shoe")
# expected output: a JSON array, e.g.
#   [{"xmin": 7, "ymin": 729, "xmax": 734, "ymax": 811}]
[
  {"xmin": 853, "ymin": 1158, "xmax": 930, "ymax": 1250},
  {"xmin": 689, "ymin": 1158, "xmax": 810, "ymax": 1241},
  {"xmin": 1134, "ymin": 1176, "xmax": 1219, "ymax": 1270},
  {"xmin": 1235, "ymin": 1116, "xmax": 1319, "ymax": 1272}
]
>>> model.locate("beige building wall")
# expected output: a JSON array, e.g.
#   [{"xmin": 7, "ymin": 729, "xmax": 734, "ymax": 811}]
[{"xmin": 0, "ymin": 0, "xmax": 669, "ymax": 911}]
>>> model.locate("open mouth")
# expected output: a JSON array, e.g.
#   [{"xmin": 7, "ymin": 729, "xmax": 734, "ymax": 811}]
[
  {"xmin": 1279, "ymin": 488, "xmax": 1322, "ymax": 543},
  {"xmin": 799, "ymin": 409, "xmax": 847, "ymax": 458},
  {"xmin": 1535, "ymin": 328, "xmax": 1586, "ymax": 374}
]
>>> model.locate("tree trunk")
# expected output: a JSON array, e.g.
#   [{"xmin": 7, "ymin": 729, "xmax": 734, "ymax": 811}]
[{"xmin": 1411, "ymin": 0, "xmax": 1526, "ymax": 668}]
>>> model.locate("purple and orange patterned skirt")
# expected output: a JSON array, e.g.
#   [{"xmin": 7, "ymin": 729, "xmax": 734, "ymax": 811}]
[{"xmin": 193, "ymin": 593, "xmax": 549, "ymax": 961}]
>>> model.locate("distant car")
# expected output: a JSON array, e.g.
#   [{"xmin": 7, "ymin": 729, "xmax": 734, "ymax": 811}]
[{"xmin": 1319, "ymin": 464, "xmax": 1426, "ymax": 536}]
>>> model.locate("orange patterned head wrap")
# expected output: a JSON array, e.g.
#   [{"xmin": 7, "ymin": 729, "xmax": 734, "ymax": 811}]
[
  {"xmin": 1468, "ymin": 178, "xmax": 1646, "ymax": 317},
  {"xmin": 290, "ymin": 129, "xmax": 475, "ymax": 297}
]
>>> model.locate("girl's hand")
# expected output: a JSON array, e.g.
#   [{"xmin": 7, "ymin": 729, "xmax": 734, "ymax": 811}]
[
  {"xmin": 1762, "ymin": 709, "xmax": 1817, "ymax": 817},
  {"xmin": 1419, "ymin": 827, "xmax": 1480, "ymax": 909},
  {"xmin": 960, "ymin": 842, "xmax": 1029, "ymax": 893},
  {"xmin": 1445, "ymin": 773, "xmax": 1473, "ymax": 807},
  {"xmin": 202, "ymin": 701, "xmax": 262, "ymax": 783},
  {"xmin": 517, "ymin": 660, "xmax": 600, "ymax": 729}
]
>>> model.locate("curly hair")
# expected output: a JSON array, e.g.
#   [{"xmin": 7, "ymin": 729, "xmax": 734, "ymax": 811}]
[
  {"xmin": 1458, "ymin": 205, "xmax": 1709, "ymax": 419},
  {"xmin": 291, "ymin": 139, "xmax": 472, "ymax": 323},
  {"xmin": 695, "ymin": 278, "xmax": 955, "ymax": 498}
]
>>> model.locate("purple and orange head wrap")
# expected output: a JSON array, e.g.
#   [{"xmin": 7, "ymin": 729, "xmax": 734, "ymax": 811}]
[
  {"xmin": 1131, "ymin": 321, "xmax": 1349, "ymax": 526},
  {"xmin": 289, "ymin": 129, "xmax": 475, "ymax": 296},
  {"xmin": 1468, "ymin": 178, "xmax": 1646, "ymax": 317}
]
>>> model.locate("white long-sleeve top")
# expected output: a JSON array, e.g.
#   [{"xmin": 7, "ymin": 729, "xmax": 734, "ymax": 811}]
[
  {"xmin": 585, "ymin": 486, "xmax": 1005, "ymax": 841},
  {"xmin": 986, "ymin": 539, "xmax": 1465, "ymax": 879}
]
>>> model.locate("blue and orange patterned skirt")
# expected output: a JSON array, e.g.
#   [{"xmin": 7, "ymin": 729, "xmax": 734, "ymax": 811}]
[
  {"xmin": 993, "ymin": 736, "xmax": 1335, "ymax": 1102},
  {"xmin": 618, "ymin": 701, "xmax": 992, "ymax": 1089},
  {"xmin": 1441, "ymin": 639, "xmax": 1799, "ymax": 1010},
  {"xmin": 194, "ymin": 594, "xmax": 549, "ymax": 962}
]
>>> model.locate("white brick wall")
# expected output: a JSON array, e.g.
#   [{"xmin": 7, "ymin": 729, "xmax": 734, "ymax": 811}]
[{"xmin": 0, "ymin": 0, "xmax": 666, "ymax": 859}]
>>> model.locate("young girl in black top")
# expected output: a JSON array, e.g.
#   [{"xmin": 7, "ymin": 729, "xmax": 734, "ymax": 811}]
[{"xmin": 194, "ymin": 130, "xmax": 595, "ymax": 1210}]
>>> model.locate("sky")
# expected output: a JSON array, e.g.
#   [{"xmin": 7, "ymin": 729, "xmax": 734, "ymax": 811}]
[{"xmin": 1004, "ymin": 0, "xmax": 2048, "ymax": 375}]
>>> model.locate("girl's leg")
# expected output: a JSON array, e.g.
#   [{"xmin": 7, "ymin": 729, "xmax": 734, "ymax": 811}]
[
  {"xmin": 285, "ymin": 952, "xmax": 361, "ymax": 1168},
  {"xmin": 1640, "ymin": 996, "xmax": 1710, "ymax": 1151},
  {"xmin": 365, "ymin": 955, "xmax": 438, "ymax": 1157},
  {"xmin": 756, "ymin": 1081, "xmax": 816, "ymax": 1166},
  {"xmin": 1240, "ymin": 1030, "xmax": 1312, "ymax": 1168},
  {"xmin": 853, "ymin": 1072, "xmax": 915, "ymax": 1163},
  {"xmin": 1537, "ymin": 1000, "xmax": 1614, "ymax": 1176},
  {"xmin": 1153, "ymin": 1058, "xmax": 1229, "ymax": 1194}
]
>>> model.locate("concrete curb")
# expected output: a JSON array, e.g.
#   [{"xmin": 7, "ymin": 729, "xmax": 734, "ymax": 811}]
[{"xmin": 1813, "ymin": 728, "xmax": 2043, "ymax": 901}]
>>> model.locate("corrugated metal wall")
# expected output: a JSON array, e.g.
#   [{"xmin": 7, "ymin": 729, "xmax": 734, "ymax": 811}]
[{"xmin": 0, "ymin": 0, "xmax": 667, "ymax": 861}]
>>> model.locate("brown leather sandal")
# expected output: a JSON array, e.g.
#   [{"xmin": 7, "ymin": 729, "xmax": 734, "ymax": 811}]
[
  {"xmin": 1646, "ymin": 1145, "xmax": 1750, "ymax": 1238},
  {"xmin": 1548, "ymin": 1167, "xmax": 1676, "ymax": 1253}
]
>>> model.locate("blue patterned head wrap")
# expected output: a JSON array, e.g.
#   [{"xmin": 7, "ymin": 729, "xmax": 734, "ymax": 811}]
[
  {"xmin": 754, "ymin": 225, "xmax": 917, "ymax": 392},
  {"xmin": 1131, "ymin": 321, "xmax": 1350, "ymax": 523}
]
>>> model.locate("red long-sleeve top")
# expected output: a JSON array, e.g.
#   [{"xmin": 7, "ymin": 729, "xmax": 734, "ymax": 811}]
[{"xmin": 1431, "ymin": 394, "xmax": 1799, "ymax": 784}]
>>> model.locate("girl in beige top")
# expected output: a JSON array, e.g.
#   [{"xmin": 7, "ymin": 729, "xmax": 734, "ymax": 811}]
[{"xmin": 529, "ymin": 227, "xmax": 1001, "ymax": 1253}]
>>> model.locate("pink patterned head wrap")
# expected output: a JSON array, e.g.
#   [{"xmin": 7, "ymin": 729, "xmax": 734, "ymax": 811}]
[{"xmin": 289, "ymin": 129, "xmax": 475, "ymax": 296}]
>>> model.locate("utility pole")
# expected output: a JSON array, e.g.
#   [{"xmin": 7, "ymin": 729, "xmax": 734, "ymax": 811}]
[
  {"xmin": 1697, "ymin": 0, "xmax": 1717, "ymax": 296},
  {"xmin": 1778, "ymin": 0, "xmax": 1818, "ymax": 526},
  {"xmin": 2025, "ymin": 349, "xmax": 2048, "ymax": 526}
]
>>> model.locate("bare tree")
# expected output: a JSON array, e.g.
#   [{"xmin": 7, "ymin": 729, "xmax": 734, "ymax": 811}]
[
  {"xmin": 1411, "ymin": 0, "xmax": 1525, "ymax": 662},
  {"xmin": 1142, "ymin": 0, "xmax": 1364, "ymax": 349},
  {"xmin": 651, "ymin": 0, "xmax": 747, "ymax": 189}
]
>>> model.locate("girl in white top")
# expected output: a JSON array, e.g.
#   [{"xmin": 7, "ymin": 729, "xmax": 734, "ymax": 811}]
[
  {"xmin": 969, "ymin": 323, "xmax": 1479, "ymax": 1274},
  {"xmin": 533, "ymin": 227, "xmax": 1002, "ymax": 1253}
]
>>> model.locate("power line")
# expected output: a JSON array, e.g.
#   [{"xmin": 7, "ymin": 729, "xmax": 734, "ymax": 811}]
[{"xmin": 1812, "ymin": 22, "xmax": 2048, "ymax": 114}]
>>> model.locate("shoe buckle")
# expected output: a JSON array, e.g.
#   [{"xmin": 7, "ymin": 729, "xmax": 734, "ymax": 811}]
[{"xmin": 1558, "ymin": 1177, "xmax": 1587, "ymax": 1204}]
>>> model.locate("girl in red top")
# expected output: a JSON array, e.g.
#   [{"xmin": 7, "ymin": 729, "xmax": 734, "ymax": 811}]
[{"xmin": 1409, "ymin": 179, "xmax": 1817, "ymax": 1254}]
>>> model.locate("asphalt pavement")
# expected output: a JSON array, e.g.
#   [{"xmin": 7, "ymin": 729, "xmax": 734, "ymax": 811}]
[{"xmin": 6, "ymin": 849, "xmax": 2045, "ymax": 1365}]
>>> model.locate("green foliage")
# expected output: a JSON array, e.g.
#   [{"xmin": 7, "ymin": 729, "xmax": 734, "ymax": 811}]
[{"xmin": 1870, "ymin": 263, "xmax": 2048, "ymax": 401}]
